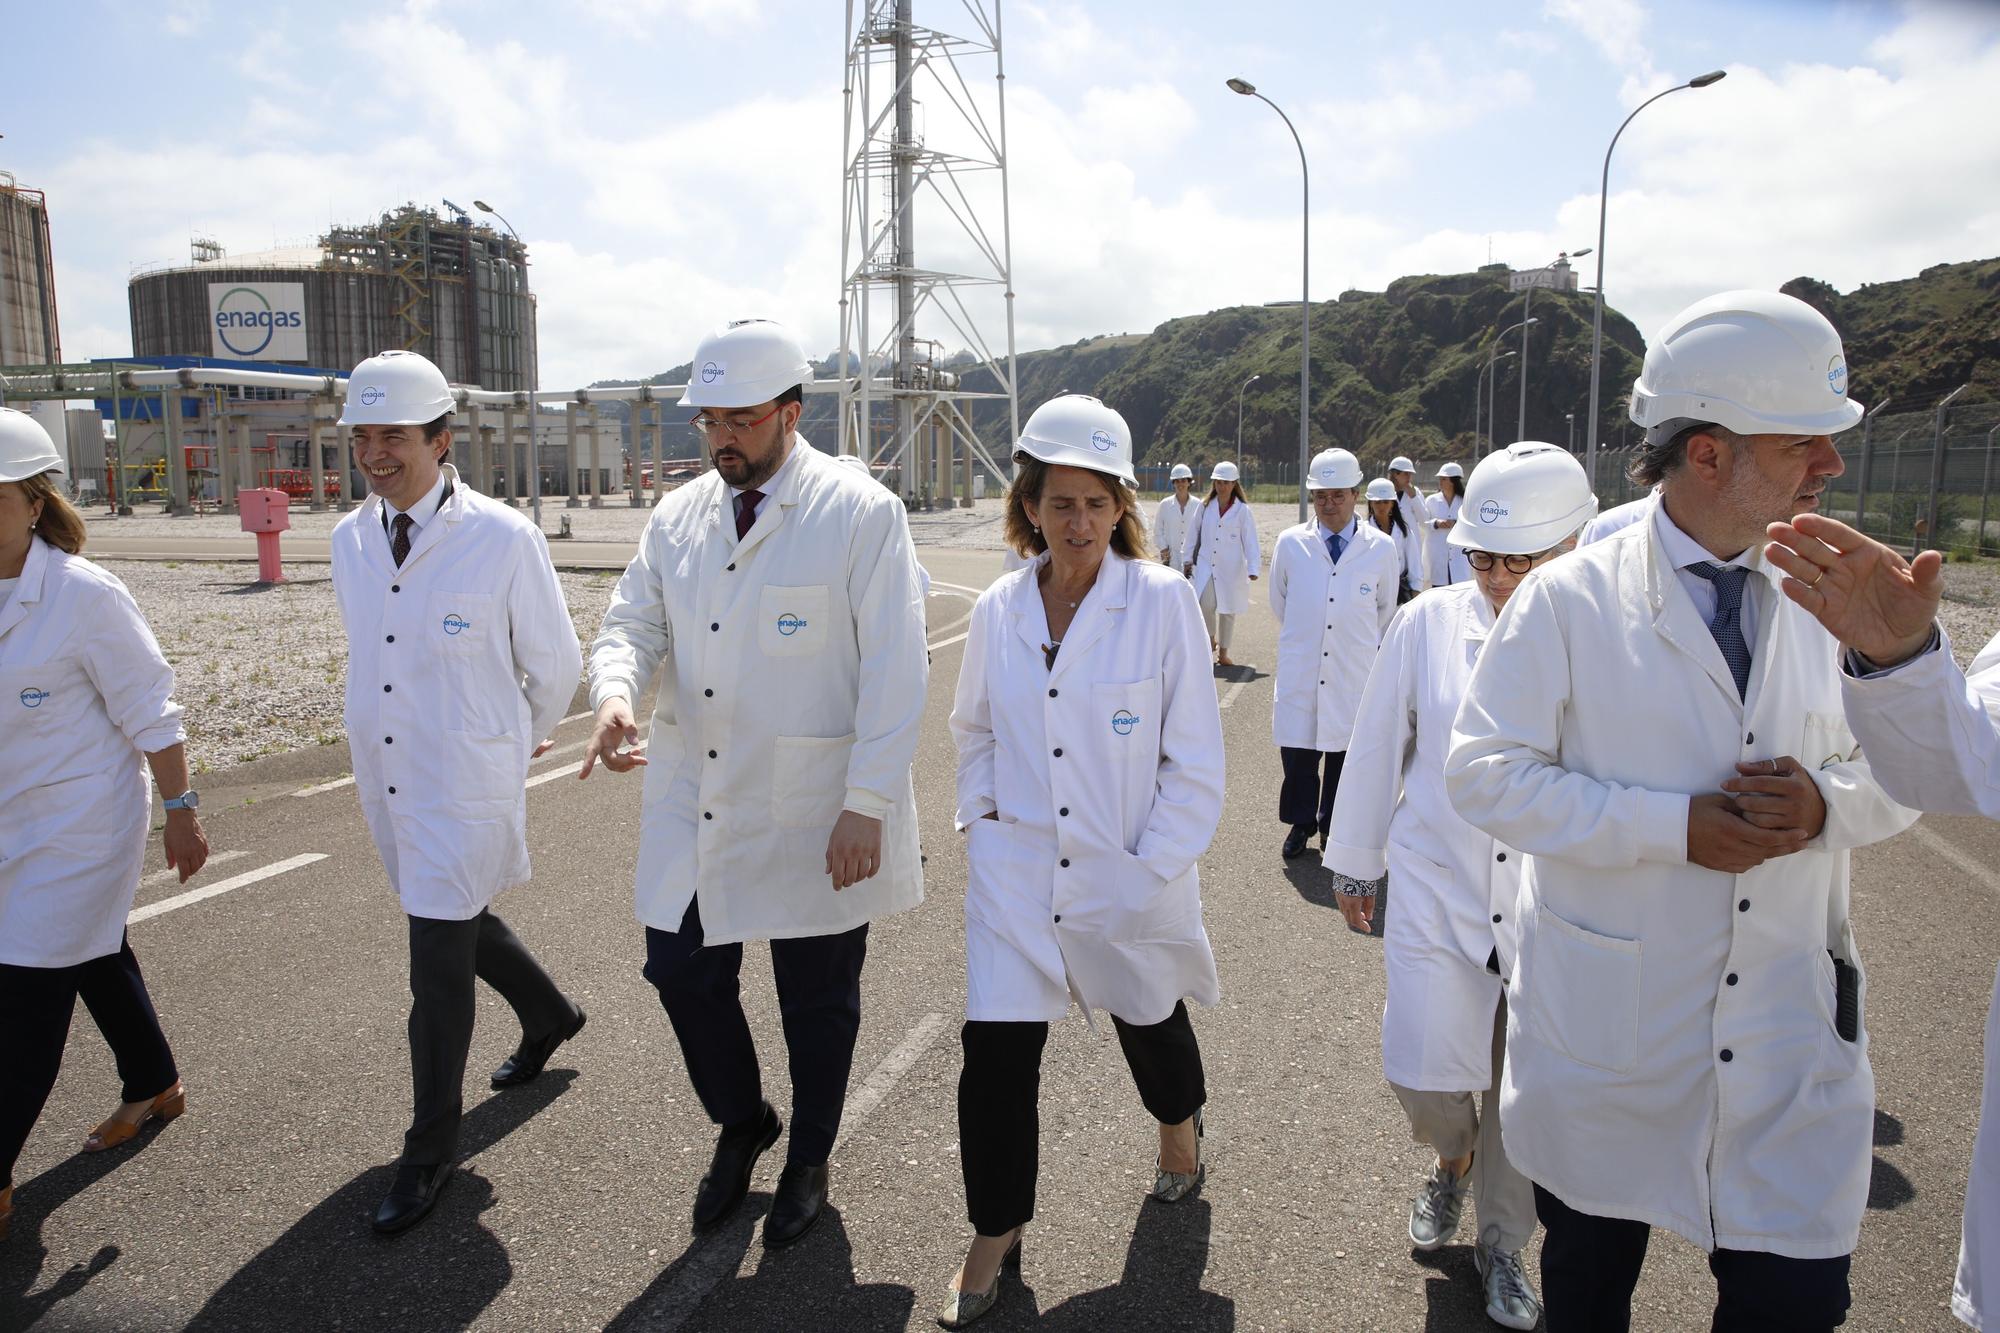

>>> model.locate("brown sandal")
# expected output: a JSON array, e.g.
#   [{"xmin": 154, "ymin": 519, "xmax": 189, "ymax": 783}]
[{"xmin": 83, "ymin": 1082, "xmax": 186, "ymax": 1153}]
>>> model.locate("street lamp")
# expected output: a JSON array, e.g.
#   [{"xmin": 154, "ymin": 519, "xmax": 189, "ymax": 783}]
[
  {"xmin": 1516, "ymin": 249, "xmax": 1589, "ymax": 442},
  {"xmin": 1486, "ymin": 317, "xmax": 1536, "ymax": 453},
  {"xmin": 1585, "ymin": 70, "xmax": 1727, "ymax": 488},
  {"xmin": 1235, "ymin": 373, "xmax": 1261, "ymax": 469},
  {"xmin": 1475, "ymin": 349, "xmax": 1517, "ymax": 458},
  {"xmin": 474, "ymin": 199, "xmax": 543, "ymax": 531},
  {"xmin": 1229, "ymin": 77, "xmax": 1310, "ymax": 521},
  {"xmin": 1566, "ymin": 411, "xmax": 1576, "ymax": 453}
]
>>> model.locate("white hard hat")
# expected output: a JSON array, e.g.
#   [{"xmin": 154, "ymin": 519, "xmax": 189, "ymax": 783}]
[
  {"xmin": 1169, "ymin": 462, "xmax": 1194, "ymax": 481},
  {"xmin": 679, "ymin": 318, "xmax": 813, "ymax": 409},
  {"xmin": 1306, "ymin": 448, "xmax": 1363, "ymax": 490},
  {"xmin": 1629, "ymin": 289, "xmax": 1866, "ymax": 445},
  {"xmin": 340, "ymin": 350, "xmax": 454, "ymax": 426},
  {"xmin": 0, "ymin": 408, "xmax": 65, "ymax": 482},
  {"xmin": 1450, "ymin": 441, "xmax": 1598, "ymax": 555},
  {"xmin": 1388, "ymin": 455, "xmax": 1416, "ymax": 474},
  {"xmin": 1364, "ymin": 477, "xmax": 1397, "ymax": 503},
  {"xmin": 1211, "ymin": 460, "xmax": 1241, "ymax": 483},
  {"xmin": 1013, "ymin": 394, "xmax": 1136, "ymax": 486},
  {"xmin": 1436, "ymin": 461, "xmax": 1465, "ymax": 479}
]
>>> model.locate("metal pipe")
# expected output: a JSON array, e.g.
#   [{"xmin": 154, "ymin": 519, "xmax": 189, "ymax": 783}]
[{"xmin": 474, "ymin": 201, "xmax": 542, "ymax": 529}]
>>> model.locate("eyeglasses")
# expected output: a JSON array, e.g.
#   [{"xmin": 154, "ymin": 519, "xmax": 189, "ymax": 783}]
[
  {"xmin": 689, "ymin": 403, "xmax": 783, "ymax": 437},
  {"xmin": 1465, "ymin": 547, "xmax": 1560, "ymax": 574}
]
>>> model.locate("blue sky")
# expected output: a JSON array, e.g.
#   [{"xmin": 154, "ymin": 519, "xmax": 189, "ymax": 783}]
[{"xmin": 8, "ymin": 0, "xmax": 1997, "ymax": 389}]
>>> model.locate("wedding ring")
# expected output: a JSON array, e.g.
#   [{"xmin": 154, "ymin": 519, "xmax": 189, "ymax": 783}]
[{"xmin": 1808, "ymin": 568, "xmax": 1825, "ymax": 589}]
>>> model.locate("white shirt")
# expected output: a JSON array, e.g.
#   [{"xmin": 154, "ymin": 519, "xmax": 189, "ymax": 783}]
[
  {"xmin": 381, "ymin": 468, "xmax": 451, "ymax": 553},
  {"xmin": 1654, "ymin": 497, "xmax": 1764, "ymax": 657}
]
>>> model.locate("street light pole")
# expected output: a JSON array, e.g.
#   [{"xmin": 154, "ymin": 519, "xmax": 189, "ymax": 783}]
[
  {"xmin": 1485, "ymin": 319, "xmax": 1535, "ymax": 453},
  {"xmin": 1566, "ymin": 412, "xmax": 1575, "ymax": 452},
  {"xmin": 474, "ymin": 199, "xmax": 543, "ymax": 532},
  {"xmin": 1586, "ymin": 70, "xmax": 1727, "ymax": 489},
  {"xmin": 1229, "ymin": 78, "xmax": 1310, "ymax": 521},
  {"xmin": 1235, "ymin": 372, "xmax": 1261, "ymax": 470},
  {"xmin": 1475, "ymin": 350, "xmax": 1515, "ymax": 458}
]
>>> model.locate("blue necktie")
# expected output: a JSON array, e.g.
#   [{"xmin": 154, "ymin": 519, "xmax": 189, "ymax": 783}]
[
  {"xmin": 1688, "ymin": 561, "xmax": 1752, "ymax": 700},
  {"xmin": 1325, "ymin": 531, "xmax": 1345, "ymax": 566}
]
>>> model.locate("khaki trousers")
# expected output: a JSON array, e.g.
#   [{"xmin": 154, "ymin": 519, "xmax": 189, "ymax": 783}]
[{"xmin": 1197, "ymin": 579, "xmax": 1235, "ymax": 653}]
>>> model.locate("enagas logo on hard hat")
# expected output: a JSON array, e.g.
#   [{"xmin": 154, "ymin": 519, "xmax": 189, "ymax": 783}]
[
  {"xmin": 777, "ymin": 612, "xmax": 808, "ymax": 636},
  {"xmin": 1479, "ymin": 500, "xmax": 1507, "ymax": 523},
  {"xmin": 1089, "ymin": 429, "xmax": 1115, "ymax": 452},
  {"xmin": 358, "ymin": 385, "xmax": 388, "ymax": 407},
  {"xmin": 1827, "ymin": 356, "xmax": 1848, "ymax": 397},
  {"xmin": 19, "ymin": 686, "xmax": 50, "ymax": 708},
  {"xmin": 442, "ymin": 613, "xmax": 473, "ymax": 636},
  {"xmin": 213, "ymin": 286, "xmax": 303, "ymax": 357},
  {"xmin": 701, "ymin": 362, "xmax": 725, "ymax": 384},
  {"xmin": 1111, "ymin": 709, "xmax": 1140, "ymax": 736}
]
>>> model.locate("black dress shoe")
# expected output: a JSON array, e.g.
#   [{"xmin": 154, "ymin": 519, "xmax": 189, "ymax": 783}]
[
  {"xmin": 763, "ymin": 1162, "xmax": 828, "ymax": 1249},
  {"xmin": 372, "ymin": 1161, "xmax": 453, "ymax": 1235},
  {"xmin": 1282, "ymin": 826, "xmax": 1312, "ymax": 859},
  {"xmin": 692, "ymin": 1103, "xmax": 783, "ymax": 1231},
  {"xmin": 491, "ymin": 1006, "xmax": 587, "ymax": 1088}
]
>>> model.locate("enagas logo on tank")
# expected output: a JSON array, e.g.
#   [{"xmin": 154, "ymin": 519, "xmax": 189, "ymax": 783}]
[
  {"xmin": 207, "ymin": 282, "xmax": 306, "ymax": 361},
  {"xmin": 19, "ymin": 686, "xmax": 50, "ymax": 708}
]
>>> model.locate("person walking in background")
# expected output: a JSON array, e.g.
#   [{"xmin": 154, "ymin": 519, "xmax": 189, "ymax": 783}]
[
  {"xmin": 1364, "ymin": 476, "xmax": 1420, "ymax": 603},
  {"xmin": 584, "ymin": 318, "xmax": 928, "ymax": 1249},
  {"xmin": 1424, "ymin": 462, "xmax": 1470, "ymax": 587},
  {"xmin": 940, "ymin": 394, "xmax": 1225, "ymax": 1328},
  {"xmin": 1155, "ymin": 462, "xmax": 1197, "ymax": 569},
  {"xmin": 331, "ymin": 350, "xmax": 587, "ymax": 1237},
  {"xmin": 1327, "ymin": 442, "xmax": 1599, "ymax": 1331},
  {"xmin": 1267, "ymin": 449, "xmax": 1398, "ymax": 860},
  {"xmin": 1186, "ymin": 460, "xmax": 1260, "ymax": 667},
  {"xmin": 1388, "ymin": 455, "xmax": 1431, "ymax": 589},
  {"xmin": 0, "ymin": 408, "xmax": 209, "ymax": 1242}
]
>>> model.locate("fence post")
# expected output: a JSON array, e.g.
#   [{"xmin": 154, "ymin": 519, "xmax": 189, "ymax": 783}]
[
  {"xmin": 1854, "ymin": 398, "xmax": 1887, "ymax": 534},
  {"xmin": 1924, "ymin": 384, "xmax": 1969, "ymax": 552},
  {"xmin": 1981, "ymin": 423, "xmax": 1997, "ymax": 558}
]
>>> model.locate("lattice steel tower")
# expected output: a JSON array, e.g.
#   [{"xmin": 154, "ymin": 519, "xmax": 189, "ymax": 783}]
[{"xmin": 837, "ymin": 0, "xmax": 1019, "ymax": 507}]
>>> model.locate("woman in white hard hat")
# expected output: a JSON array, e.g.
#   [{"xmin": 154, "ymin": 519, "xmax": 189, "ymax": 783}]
[
  {"xmin": 1155, "ymin": 462, "xmax": 1197, "ymax": 569},
  {"xmin": 1364, "ymin": 476, "xmax": 1418, "ymax": 603},
  {"xmin": 0, "ymin": 408, "xmax": 210, "ymax": 1242},
  {"xmin": 941, "ymin": 395, "xmax": 1226, "ymax": 1328},
  {"xmin": 1185, "ymin": 460, "xmax": 1261, "ymax": 666},
  {"xmin": 1267, "ymin": 449, "xmax": 1399, "ymax": 860},
  {"xmin": 1424, "ymin": 462, "xmax": 1471, "ymax": 587},
  {"xmin": 1388, "ymin": 456, "xmax": 1430, "ymax": 589},
  {"xmin": 1324, "ymin": 441, "xmax": 1596, "ymax": 1331}
]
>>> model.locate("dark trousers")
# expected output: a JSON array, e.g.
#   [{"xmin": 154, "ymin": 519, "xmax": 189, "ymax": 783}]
[
  {"xmin": 642, "ymin": 898, "xmax": 869, "ymax": 1168},
  {"xmin": 958, "ymin": 1000, "xmax": 1206, "ymax": 1236},
  {"xmin": 1534, "ymin": 1183, "xmax": 1852, "ymax": 1332},
  {"xmin": 1279, "ymin": 746, "xmax": 1346, "ymax": 838},
  {"xmin": 403, "ymin": 909, "xmax": 575, "ymax": 1166},
  {"xmin": 1, "ymin": 937, "xmax": 178, "ymax": 1187}
]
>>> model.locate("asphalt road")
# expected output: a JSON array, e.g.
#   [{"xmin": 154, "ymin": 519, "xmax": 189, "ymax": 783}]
[{"xmin": 3, "ymin": 547, "xmax": 1994, "ymax": 1332}]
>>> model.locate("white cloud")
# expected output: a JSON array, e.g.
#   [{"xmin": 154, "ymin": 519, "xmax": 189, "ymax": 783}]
[
  {"xmin": 1543, "ymin": 0, "xmax": 1652, "ymax": 74},
  {"xmin": 1077, "ymin": 83, "xmax": 1198, "ymax": 157}
]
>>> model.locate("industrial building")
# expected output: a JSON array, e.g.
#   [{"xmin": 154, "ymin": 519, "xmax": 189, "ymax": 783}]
[
  {"xmin": 128, "ymin": 204, "xmax": 536, "ymax": 389},
  {"xmin": 1, "ymin": 171, "xmax": 61, "ymax": 366}
]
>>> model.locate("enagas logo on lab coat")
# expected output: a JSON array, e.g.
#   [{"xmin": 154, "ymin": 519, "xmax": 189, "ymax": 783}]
[
  {"xmin": 1111, "ymin": 709, "xmax": 1140, "ymax": 736},
  {"xmin": 442, "ymin": 613, "xmax": 473, "ymax": 636},
  {"xmin": 18, "ymin": 686, "xmax": 50, "ymax": 708},
  {"xmin": 776, "ymin": 612, "xmax": 808, "ymax": 636}
]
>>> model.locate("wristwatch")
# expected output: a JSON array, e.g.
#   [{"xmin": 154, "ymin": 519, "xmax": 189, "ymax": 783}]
[{"xmin": 163, "ymin": 789, "xmax": 201, "ymax": 812}]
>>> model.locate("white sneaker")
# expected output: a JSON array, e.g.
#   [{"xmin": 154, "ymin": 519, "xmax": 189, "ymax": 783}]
[
  {"xmin": 1407, "ymin": 1160, "xmax": 1468, "ymax": 1250},
  {"xmin": 1474, "ymin": 1232, "xmax": 1542, "ymax": 1331}
]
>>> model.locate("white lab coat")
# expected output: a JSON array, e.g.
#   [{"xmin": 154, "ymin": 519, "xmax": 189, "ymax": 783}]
[
  {"xmin": 1838, "ymin": 629, "xmax": 2000, "ymax": 1329},
  {"xmin": 1444, "ymin": 499, "xmax": 1920, "ymax": 1258},
  {"xmin": 1188, "ymin": 497, "xmax": 1261, "ymax": 615},
  {"xmin": 1267, "ymin": 518, "xmax": 1399, "ymax": 752},
  {"xmin": 949, "ymin": 552, "xmax": 1225, "ymax": 1025},
  {"xmin": 0, "ymin": 539, "xmax": 185, "ymax": 968},
  {"xmin": 1423, "ymin": 491, "xmax": 1471, "ymax": 587},
  {"xmin": 1395, "ymin": 488, "xmax": 1431, "ymax": 588},
  {"xmin": 1579, "ymin": 492, "xmax": 1656, "ymax": 546},
  {"xmin": 332, "ymin": 467, "xmax": 582, "ymax": 921},
  {"xmin": 590, "ymin": 437, "xmax": 927, "ymax": 944},
  {"xmin": 1325, "ymin": 583, "xmax": 1522, "ymax": 1091},
  {"xmin": 1154, "ymin": 494, "xmax": 1198, "ymax": 568}
]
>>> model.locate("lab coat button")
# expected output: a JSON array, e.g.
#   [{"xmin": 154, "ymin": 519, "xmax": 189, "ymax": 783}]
[
  {"xmin": 704, "ymin": 688, "xmax": 714, "ymax": 697},
  {"xmin": 1048, "ymin": 688, "xmax": 1058, "ymax": 697},
  {"xmin": 1053, "ymin": 914, "xmax": 1062, "ymax": 923},
  {"xmin": 387, "ymin": 786, "xmax": 397, "ymax": 794},
  {"xmin": 1727, "ymin": 973, "xmax": 1739, "ymax": 985},
  {"xmin": 708, "ymin": 750, "xmax": 717, "ymax": 759},
  {"xmin": 1053, "ymin": 748, "xmax": 1063, "ymax": 757},
  {"xmin": 386, "ymin": 634, "xmax": 395, "ymax": 643},
  {"xmin": 1059, "ymin": 807, "xmax": 1069, "ymax": 817},
  {"xmin": 383, "ymin": 685, "xmax": 392, "ymax": 693},
  {"xmin": 727, "ymin": 563, "xmax": 736, "ymax": 572},
  {"xmin": 1746, "ymin": 732, "xmax": 1755, "ymax": 744},
  {"xmin": 391, "ymin": 585, "xmax": 400, "ymax": 593},
  {"xmin": 385, "ymin": 737, "xmax": 393, "ymax": 745},
  {"xmin": 711, "ymin": 623, "xmax": 720, "ymax": 631},
  {"xmin": 1720, "ymin": 1049, "xmax": 1734, "ymax": 1062},
  {"xmin": 1738, "ymin": 899, "xmax": 1750, "ymax": 912},
  {"xmin": 704, "ymin": 811, "xmax": 713, "ymax": 820},
  {"xmin": 1493, "ymin": 913, "xmax": 1503, "ymax": 923},
  {"xmin": 1496, "ymin": 852, "xmax": 1507, "ymax": 862},
  {"xmin": 1060, "ymin": 858, "xmax": 1070, "ymax": 868}
]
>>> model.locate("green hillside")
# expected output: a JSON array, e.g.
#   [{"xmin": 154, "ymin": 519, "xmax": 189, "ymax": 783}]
[{"xmin": 1783, "ymin": 256, "xmax": 2000, "ymax": 410}]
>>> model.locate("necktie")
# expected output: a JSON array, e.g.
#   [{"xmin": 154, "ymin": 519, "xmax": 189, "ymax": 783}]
[
  {"xmin": 1325, "ymin": 531, "xmax": 1345, "ymax": 566},
  {"xmin": 1688, "ymin": 561, "xmax": 1752, "ymax": 700},
  {"xmin": 735, "ymin": 489, "xmax": 764, "ymax": 541},
  {"xmin": 390, "ymin": 513, "xmax": 414, "ymax": 568}
]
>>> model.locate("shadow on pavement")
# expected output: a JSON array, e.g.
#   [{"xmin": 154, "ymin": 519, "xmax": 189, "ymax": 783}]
[
  {"xmin": 183, "ymin": 1069, "xmax": 577, "ymax": 1332},
  {"xmin": 1034, "ymin": 1196, "xmax": 1234, "ymax": 1331},
  {"xmin": 0, "ymin": 1126, "xmax": 148, "ymax": 1330},
  {"xmin": 1410, "ymin": 1245, "xmax": 1498, "ymax": 1331},
  {"xmin": 609, "ymin": 1204, "xmax": 915, "ymax": 1332}
]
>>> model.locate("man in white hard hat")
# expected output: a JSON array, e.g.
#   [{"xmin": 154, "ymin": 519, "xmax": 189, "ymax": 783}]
[
  {"xmin": 1329, "ymin": 442, "xmax": 1598, "ymax": 1332},
  {"xmin": 583, "ymin": 318, "xmax": 927, "ymax": 1248},
  {"xmin": 1761, "ymin": 510, "xmax": 1998, "ymax": 1332},
  {"xmin": 1267, "ymin": 448, "xmax": 1398, "ymax": 859},
  {"xmin": 1156, "ymin": 462, "xmax": 1197, "ymax": 568},
  {"xmin": 1388, "ymin": 455, "xmax": 1431, "ymax": 589},
  {"xmin": 330, "ymin": 349, "xmax": 587, "ymax": 1236},
  {"xmin": 1446, "ymin": 291, "xmax": 1920, "ymax": 1330}
]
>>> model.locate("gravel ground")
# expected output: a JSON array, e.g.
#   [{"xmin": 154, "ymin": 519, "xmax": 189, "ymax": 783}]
[{"xmin": 88, "ymin": 495, "xmax": 1999, "ymax": 774}]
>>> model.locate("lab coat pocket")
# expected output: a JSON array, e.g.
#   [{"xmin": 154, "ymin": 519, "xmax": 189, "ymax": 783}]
[
  {"xmin": 1110, "ymin": 853, "xmax": 1198, "ymax": 942},
  {"xmin": 1522, "ymin": 904, "xmax": 1642, "ymax": 1074},
  {"xmin": 445, "ymin": 727, "xmax": 525, "ymax": 808},
  {"xmin": 1803, "ymin": 711, "xmax": 1859, "ymax": 772},
  {"xmin": 0, "ymin": 658, "xmax": 88, "ymax": 739},
  {"xmin": 1092, "ymin": 679, "xmax": 1164, "ymax": 844},
  {"xmin": 758, "ymin": 585, "xmax": 831, "ymax": 658},
  {"xmin": 1810, "ymin": 946, "xmax": 1868, "ymax": 1082},
  {"xmin": 427, "ymin": 591, "xmax": 495, "ymax": 655},
  {"xmin": 772, "ymin": 732, "xmax": 855, "ymax": 829}
]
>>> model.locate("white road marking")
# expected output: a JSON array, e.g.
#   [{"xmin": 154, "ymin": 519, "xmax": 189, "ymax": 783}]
[
  {"xmin": 128, "ymin": 853, "xmax": 329, "ymax": 925},
  {"xmin": 292, "ymin": 774, "xmax": 356, "ymax": 798},
  {"xmin": 837, "ymin": 1009, "xmax": 950, "ymax": 1146},
  {"xmin": 295, "ymin": 733, "xmax": 596, "ymax": 799},
  {"xmin": 525, "ymin": 766, "xmax": 575, "ymax": 790},
  {"xmin": 1218, "ymin": 675, "xmax": 1256, "ymax": 710},
  {"xmin": 928, "ymin": 630, "xmax": 970, "ymax": 652},
  {"xmin": 929, "ymin": 580, "xmax": 989, "ymax": 598},
  {"xmin": 141, "ymin": 848, "xmax": 249, "ymax": 886},
  {"xmin": 1912, "ymin": 821, "xmax": 1994, "ymax": 890}
]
